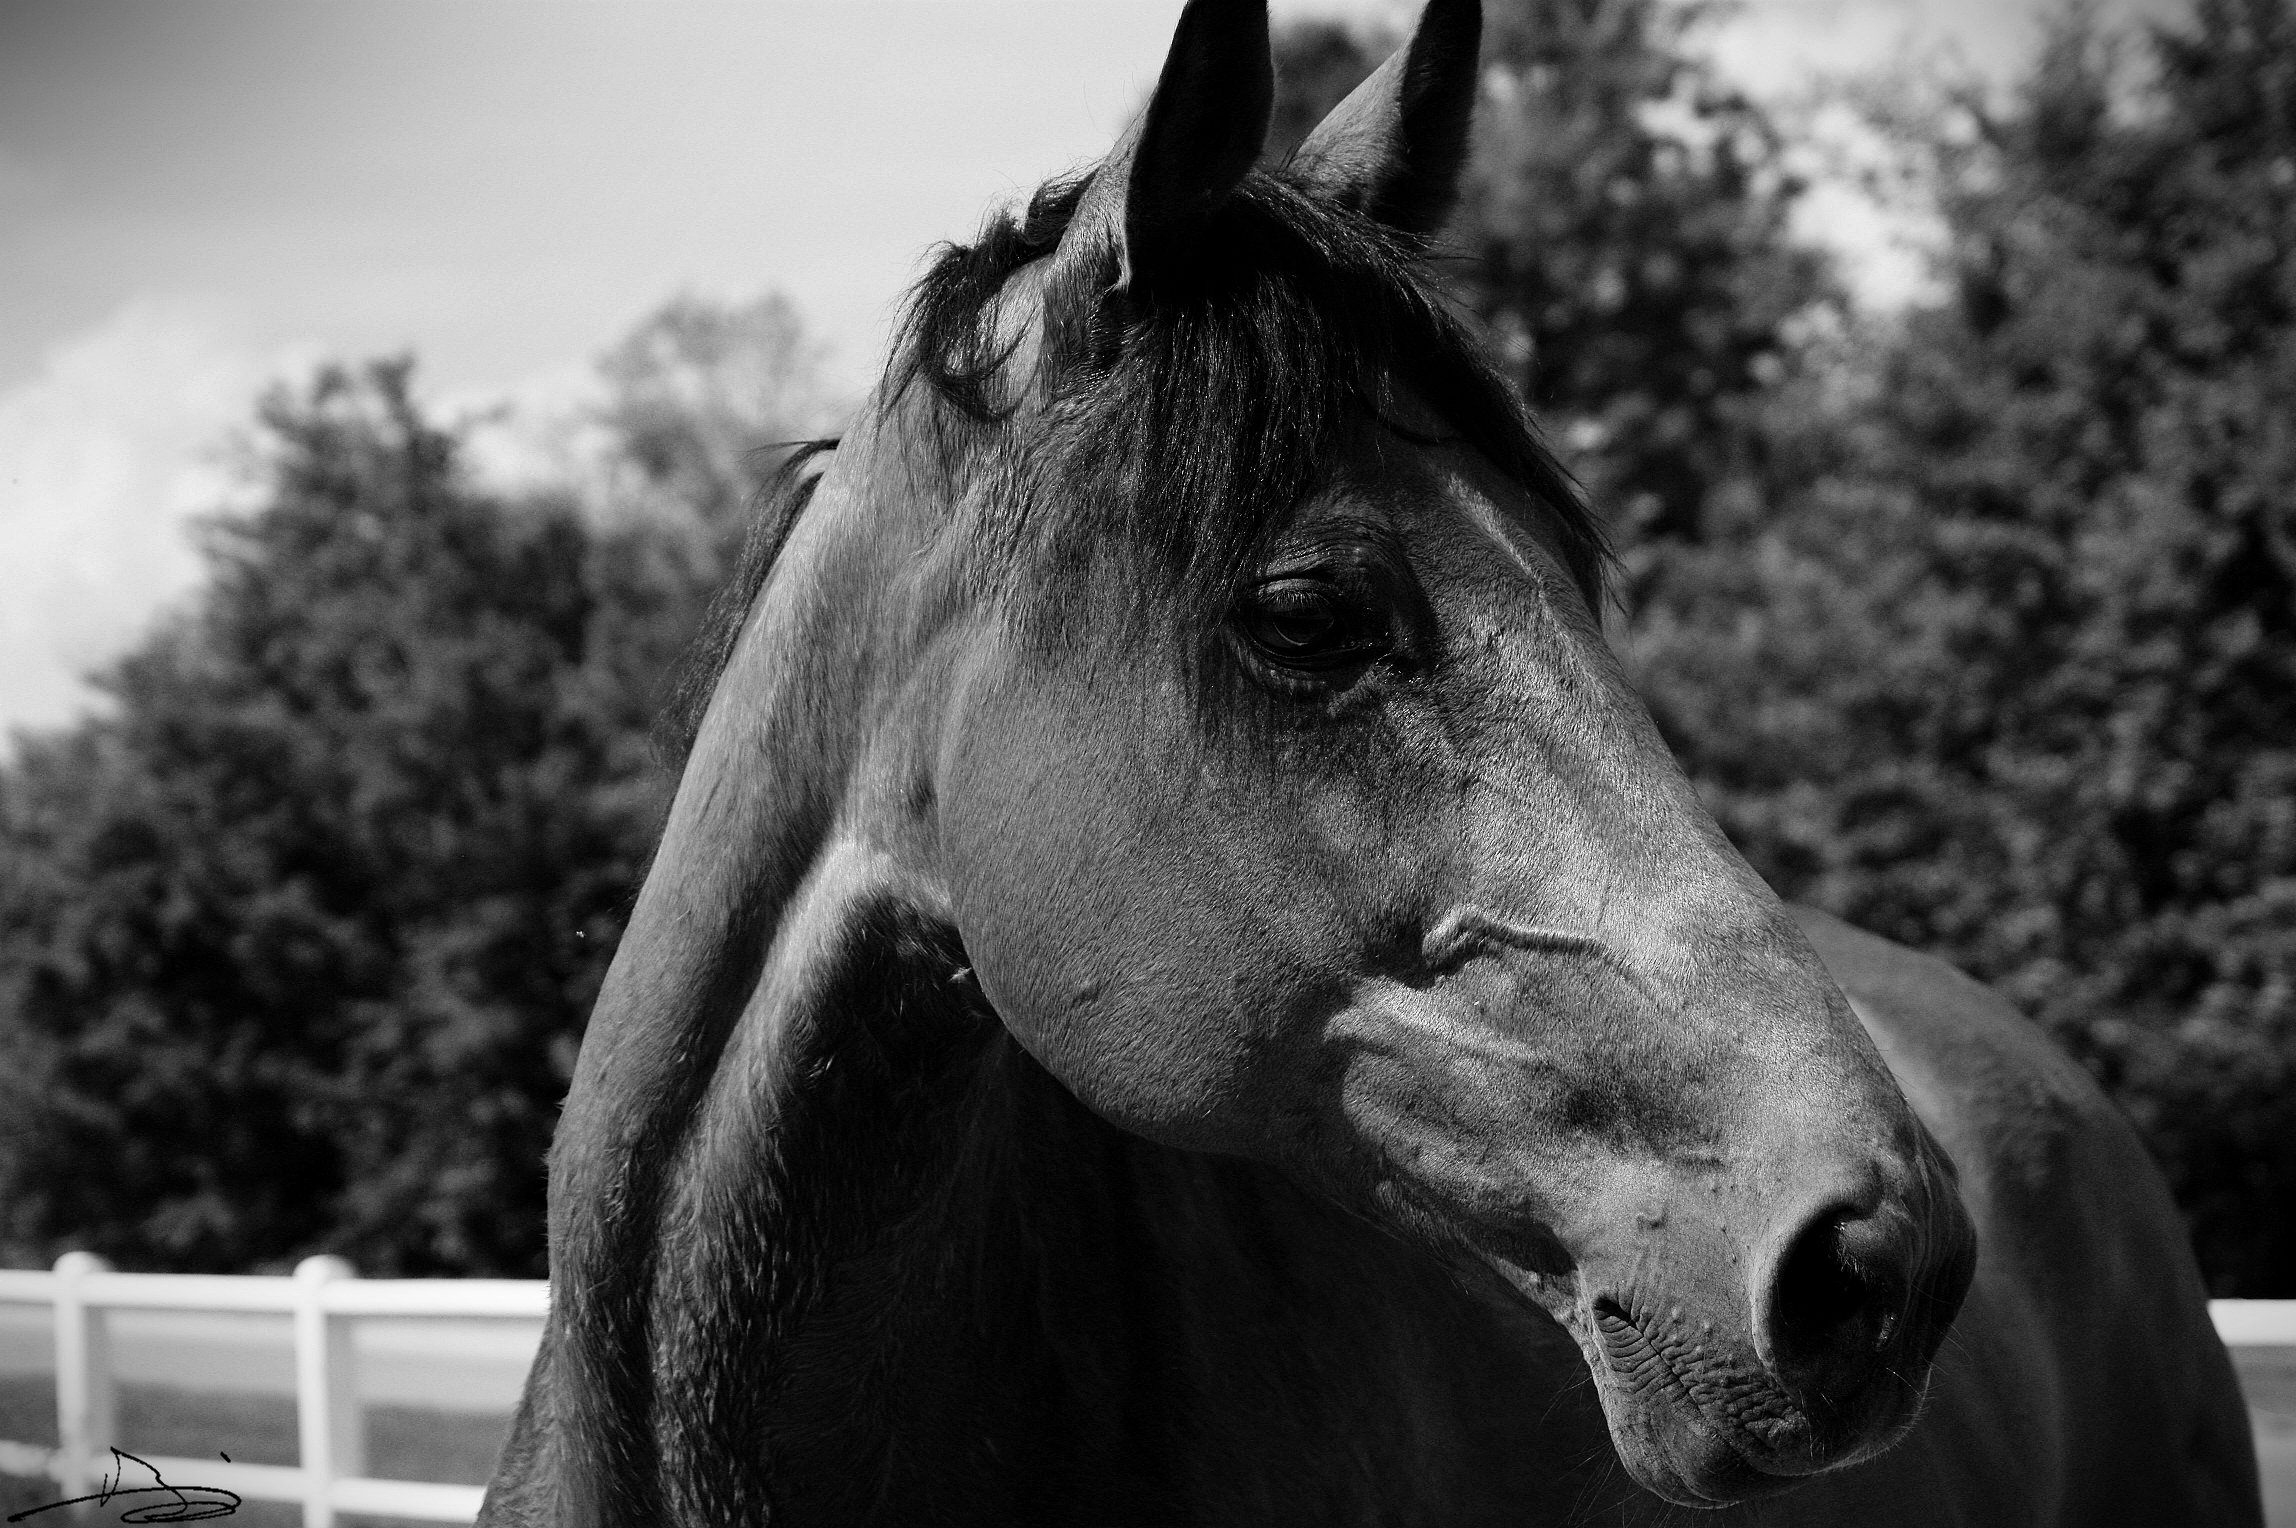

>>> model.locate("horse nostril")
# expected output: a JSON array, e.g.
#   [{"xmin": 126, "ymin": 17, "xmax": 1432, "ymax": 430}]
[{"xmin": 1769, "ymin": 1209, "xmax": 1902, "ymax": 1376}]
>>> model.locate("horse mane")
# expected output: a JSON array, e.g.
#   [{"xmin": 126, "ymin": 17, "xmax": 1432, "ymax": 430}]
[{"xmin": 659, "ymin": 437, "xmax": 838, "ymax": 760}]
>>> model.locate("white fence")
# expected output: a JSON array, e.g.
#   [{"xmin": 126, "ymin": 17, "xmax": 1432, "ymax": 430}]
[
  {"xmin": 0, "ymin": 1257, "xmax": 2290, "ymax": 1528},
  {"xmin": 0, "ymin": 1253, "xmax": 546, "ymax": 1526},
  {"xmin": 2215, "ymin": 1300, "xmax": 2296, "ymax": 1348}
]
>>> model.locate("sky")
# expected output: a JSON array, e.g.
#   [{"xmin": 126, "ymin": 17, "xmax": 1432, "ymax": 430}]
[{"xmin": 0, "ymin": 0, "xmax": 2183, "ymax": 738}]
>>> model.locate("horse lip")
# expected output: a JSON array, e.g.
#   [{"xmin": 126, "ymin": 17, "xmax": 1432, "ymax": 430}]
[
  {"xmin": 1640, "ymin": 1445, "xmax": 1804, "ymax": 1508},
  {"xmin": 1564, "ymin": 1286, "xmax": 1915, "ymax": 1506},
  {"xmin": 1439, "ymin": 1201, "xmax": 1924, "ymax": 1508},
  {"xmin": 1467, "ymin": 1255, "xmax": 1783, "ymax": 1507}
]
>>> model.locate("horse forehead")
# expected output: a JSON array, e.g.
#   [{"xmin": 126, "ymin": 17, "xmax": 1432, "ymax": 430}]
[
  {"xmin": 1453, "ymin": 481, "xmax": 1554, "ymax": 582},
  {"xmin": 1323, "ymin": 435, "xmax": 1581, "ymax": 598}
]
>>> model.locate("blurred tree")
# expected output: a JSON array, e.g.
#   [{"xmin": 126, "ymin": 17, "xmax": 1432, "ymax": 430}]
[
  {"xmin": 1264, "ymin": 17, "xmax": 1396, "ymax": 164},
  {"xmin": 1462, "ymin": 0, "xmax": 1835, "ymax": 573},
  {"xmin": 596, "ymin": 290, "xmax": 832, "ymax": 533},
  {"xmin": 0, "ymin": 334, "xmax": 815, "ymax": 1273},
  {"xmin": 1631, "ymin": 0, "xmax": 2296, "ymax": 1291},
  {"xmin": 1270, "ymin": 0, "xmax": 1837, "ymax": 601}
]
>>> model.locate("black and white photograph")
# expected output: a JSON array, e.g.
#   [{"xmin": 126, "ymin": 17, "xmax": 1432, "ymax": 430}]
[{"xmin": 0, "ymin": 0, "xmax": 2290, "ymax": 1522}]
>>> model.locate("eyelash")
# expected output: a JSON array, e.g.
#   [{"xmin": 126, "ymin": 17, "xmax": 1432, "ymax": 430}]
[{"xmin": 1235, "ymin": 573, "xmax": 1394, "ymax": 678}]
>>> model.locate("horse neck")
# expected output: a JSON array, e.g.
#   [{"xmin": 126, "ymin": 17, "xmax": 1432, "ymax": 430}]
[
  {"xmin": 537, "ymin": 403, "xmax": 1187, "ymax": 1520},
  {"xmin": 542, "ymin": 409, "xmax": 972, "ymax": 1522},
  {"xmin": 638, "ymin": 929, "xmax": 1429, "ymax": 1521},
  {"xmin": 563, "ymin": 828, "xmax": 1154, "ymax": 1519},
  {"xmin": 644, "ymin": 887, "xmax": 1035, "ymax": 1520},
  {"xmin": 671, "ymin": 973, "xmax": 1613, "ymax": 1525},
  {"xmin": 678, "ymin": 962, "xmax": 1160, "ymax": 1517}
]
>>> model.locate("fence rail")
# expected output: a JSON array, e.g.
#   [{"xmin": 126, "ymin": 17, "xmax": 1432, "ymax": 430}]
[
  {"xmin": 0, "ymin": 1254, "xmax": 546, "ymax": 1527},
  {"xmin": 0, "ymin": 1256, "xmax": 2291, "ymax": 1525}
]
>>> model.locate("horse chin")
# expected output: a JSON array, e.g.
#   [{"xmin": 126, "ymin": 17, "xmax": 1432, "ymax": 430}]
[
  {"xmin": 1602, "ymin": 1416, "xmax": 1802, "ymax": 1510},
  {"xmin": 1598, "ymin": 1382, "xmax": 1923, "ymax": 1510},
  {"xmin": 1585, "ymin": 1330, "xmax": 1929, "ymax": 1508}
]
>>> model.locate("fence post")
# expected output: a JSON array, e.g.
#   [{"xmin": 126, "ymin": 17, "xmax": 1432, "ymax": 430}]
[
  {"xmin": 51, "ymin": 1250, "xmax": 115, "ymax": 1512},
  {"xmin": 293, "ymin": 1255, "xmax": 363, "ymax": 1528}
]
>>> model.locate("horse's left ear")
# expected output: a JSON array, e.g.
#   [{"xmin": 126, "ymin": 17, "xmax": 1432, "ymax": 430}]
[
  {"xmin": 1286, "ymin": 0, "xmax": 1482, "ymax": 238},
  {"xmin": 1065, "ymin": 0, "xmax": 1274, "ymax": 297}
]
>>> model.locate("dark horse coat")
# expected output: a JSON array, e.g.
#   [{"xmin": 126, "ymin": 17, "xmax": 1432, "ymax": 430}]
[{"xmin": 481, "ymin": 1, "xmax": 2262, "ymax": 1522}]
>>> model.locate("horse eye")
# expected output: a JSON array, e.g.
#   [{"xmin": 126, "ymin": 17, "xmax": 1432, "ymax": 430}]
[{"xmin": 1238, "ymin": 576, "xmax": 1386, "ymax": 673}]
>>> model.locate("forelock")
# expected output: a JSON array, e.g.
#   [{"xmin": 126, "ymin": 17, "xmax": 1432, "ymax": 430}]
[{"xmin": 891, "ymin": 165, "xmax": 1611, "ymax": 631}]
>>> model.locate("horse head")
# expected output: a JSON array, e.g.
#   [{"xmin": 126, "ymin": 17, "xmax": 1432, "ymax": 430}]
[
  {"xmin": 921, "ymin": 0, "xmax": 1974, "ymax": 1502},
  {"xmin": 549, "ymin": 0, "xmax": 1977, "ymax": 1513}
]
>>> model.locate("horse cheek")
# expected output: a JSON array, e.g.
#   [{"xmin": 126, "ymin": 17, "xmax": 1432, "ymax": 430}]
[{"xmin": 936, "ymin": 717, "xmax": 1271, "ymax": 1154}]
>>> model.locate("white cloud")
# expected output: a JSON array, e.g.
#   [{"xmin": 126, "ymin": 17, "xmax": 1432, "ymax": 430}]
[
  {"xmin": 0, "ymin": 297, "xmax": 309, "ymax": 739},
  {"xmin": 442, "ymin": 361, "xmax": 611, "ymax": 505}
]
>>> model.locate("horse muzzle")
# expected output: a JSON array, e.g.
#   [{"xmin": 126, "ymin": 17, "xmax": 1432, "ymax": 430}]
[
  {"xmin": 1504, "ymin": 1155, "xmax": 1979, "ymax": 1508},
  {"xmin": 1325, "ymin": 950, "xmax": 1979, "ymax": 1507}
]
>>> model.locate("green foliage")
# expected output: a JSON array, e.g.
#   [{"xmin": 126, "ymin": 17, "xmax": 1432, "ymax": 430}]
[
  {"xmin": 0, "ymin": 288, "xmax": 830, "ymax": 1274},
  {"xmin": 1630, "ymin": 0, "xmax": 2296, "ymax": 1290},
  {"xmin": 0, "ymin": 361, "xmax": 715, "ymax": 1274}
]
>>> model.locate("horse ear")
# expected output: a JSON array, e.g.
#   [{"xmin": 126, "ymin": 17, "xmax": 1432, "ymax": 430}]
[
  {"xmin": 1286, "ymin": 0, "xmax": 1482, "ymax": 238},
  {"xmin": 1070, "ymin": 0, "xmax": 1274, "ymax": 295}
]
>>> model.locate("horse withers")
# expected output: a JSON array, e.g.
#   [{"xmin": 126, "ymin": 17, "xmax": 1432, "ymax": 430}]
[{"xmin": 481, "ymin": 1, "xmax": 2262, "ymax": 1522}]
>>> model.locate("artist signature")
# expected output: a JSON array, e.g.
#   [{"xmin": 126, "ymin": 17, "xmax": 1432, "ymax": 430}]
[{"xmin": 8, "ymin": 1448, "xmax": 240, "ymax": 1523}]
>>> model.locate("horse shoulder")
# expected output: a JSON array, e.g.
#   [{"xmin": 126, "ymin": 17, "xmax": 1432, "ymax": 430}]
[{"xmin": 1786, "ymin": 904, "xmax": 2261, "ymax": 1528}]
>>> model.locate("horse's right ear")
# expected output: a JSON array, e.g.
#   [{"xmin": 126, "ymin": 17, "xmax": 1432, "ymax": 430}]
[
  {"xmin": 1287, "ymin": 0, "xmax": 1482, "ymax": 239},
  {"xmin": 1059, "ymin": 0, "xmax": 1274, "ymax": 298}
]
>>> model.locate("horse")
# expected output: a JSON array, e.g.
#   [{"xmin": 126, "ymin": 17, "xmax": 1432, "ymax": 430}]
[{"xmin": 480, "ymin": 1, "xmax": 2261, "ymax": 1522}]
